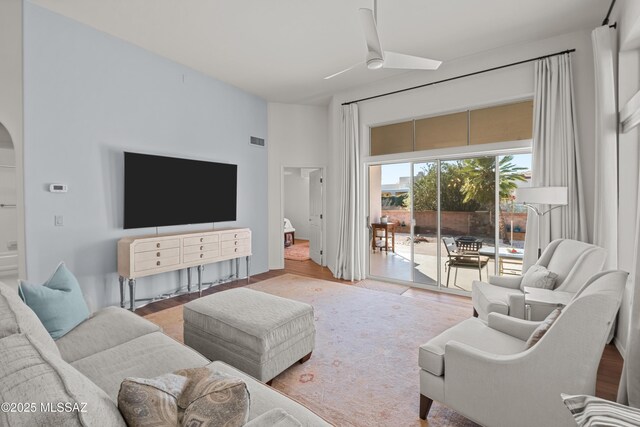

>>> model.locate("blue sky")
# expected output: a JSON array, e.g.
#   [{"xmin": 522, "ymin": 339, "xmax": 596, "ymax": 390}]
[{"xmin": 380, "ymin": 153, "xmax": 532, "ymax": 185}]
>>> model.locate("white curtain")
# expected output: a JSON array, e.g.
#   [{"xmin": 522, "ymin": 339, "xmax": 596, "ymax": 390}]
[
  {"xmin": 523, "ymin": 53, "xmax": 588, "ymax": 270},
  {"xmin": 334, "ymin": 104, "xmax": 365, "ymax": 281},
  {"xmin": 592, "ymin": 25, "xmax": 619, "ymax": 270},
  {"xmin": 618, "ymin": 176, "xmax": 640, "ymax": 407}
]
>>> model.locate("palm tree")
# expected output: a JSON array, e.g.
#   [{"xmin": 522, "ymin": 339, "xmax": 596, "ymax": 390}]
[{"xmin": 459, "ymin": 156, "xmax": 527, "ymax": 242}]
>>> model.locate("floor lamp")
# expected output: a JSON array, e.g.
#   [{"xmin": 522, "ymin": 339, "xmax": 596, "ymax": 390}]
[{"xmin": 515, "ymin": 186, "xmax": 568, "ymax": 259}]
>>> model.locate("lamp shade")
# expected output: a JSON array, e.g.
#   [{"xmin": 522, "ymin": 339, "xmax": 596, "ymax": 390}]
[{"xmin": 515, "ymin": 186, "xmax": 568, "ymax": 205}]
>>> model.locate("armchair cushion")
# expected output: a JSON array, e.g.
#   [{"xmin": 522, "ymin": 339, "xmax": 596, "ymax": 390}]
[
  {"xmin": 472, "ymin": 281, "xmax": 520, "ymax": 320},
  {"xmin": 521, "ymin": 265, "xmax": 558, "ymax": 290},
  {"xmin": 419, "ymin": 318, "xmax": 527, "ymax": 376},
  {"xmin": 525, "ymin": 308, "xmax": 562, "ymax": 349}
]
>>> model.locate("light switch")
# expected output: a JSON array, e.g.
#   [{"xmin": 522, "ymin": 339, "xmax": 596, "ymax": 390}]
[{"xmin": 54, "ymin": 215, "xmax": 63, "ymax": 226}]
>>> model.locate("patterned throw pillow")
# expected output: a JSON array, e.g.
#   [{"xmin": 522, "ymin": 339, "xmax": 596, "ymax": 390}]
[
  {"xmin": 118, "ymin": 373, "xmax": 187, "ymax": 426},
  {"xmin": 521, "ymin": 264, "xmax": 558, "ymax": 290},
  {"xmin": 562, "ymin": 394, "xmax": 640, "ymax": 426},
  {"xmin": 175, "ymin": 367, "xmax": 250, "ymax": 427},
  {"xmin": 525, "ymin": 308, "xmax": 562, "ymax": 349},
  {"xmin": 118, "ymin": 368, "xmax": 249, "ymax": 427}
]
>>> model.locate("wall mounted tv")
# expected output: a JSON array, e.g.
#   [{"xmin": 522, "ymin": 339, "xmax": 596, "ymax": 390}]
[{"xmin": 124, "ymin": 152, "xmax": 237, "ymax": 229}]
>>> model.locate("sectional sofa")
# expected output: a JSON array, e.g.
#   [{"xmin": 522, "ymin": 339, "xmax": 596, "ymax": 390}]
[{"xmin": 0, "ymin": 281, "xmax": 331, "ymax": 426}]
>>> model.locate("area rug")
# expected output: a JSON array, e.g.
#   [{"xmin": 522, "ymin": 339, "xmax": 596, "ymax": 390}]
[
  {"xmin": 285, "ymin": 240, "xmax": 310, "ymax": 261},
  {"xmin": 355, "ymin": 278, "xmax": 410, "ymax": 295},
  {"xmin": 144, "ymin": 274, "xmax": 477, "ymax": 427}
]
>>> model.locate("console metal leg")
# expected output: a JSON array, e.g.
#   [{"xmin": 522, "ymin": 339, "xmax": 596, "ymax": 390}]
[
  {"xmin": 119, "ymin": 276, "xmax": 125, "ymax": 309},
  {"xmin": 197, "ymin": 265, "xmax": 203, "ymax": 297},
  {"xmin": 246, "ymin": 256, "xmax": 251, "ymax": 283},
  {"xmin": 128, "ymin": 278, "xmax": 136, "ymax": 311},
  {"xmin": 187, "ymin": 268, "xmax": 192, "ymax": 293},
  {"xmin": 236, "ymin": 258, "xmax": 240, "ymax": 280}
]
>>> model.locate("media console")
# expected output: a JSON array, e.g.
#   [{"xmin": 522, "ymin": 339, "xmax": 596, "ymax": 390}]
[{"xmin": 117, "ymin": 227, "xmax": 252, "ymax": 310}]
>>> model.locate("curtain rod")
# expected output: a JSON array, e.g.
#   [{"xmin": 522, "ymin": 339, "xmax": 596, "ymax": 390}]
[
  {"xmin": 341, "ymin": 48, "xmax": 576, "ymax": 106},
  {"xmin": 602, "ymin": 0, "xmax": 616, "ymax": 25}
]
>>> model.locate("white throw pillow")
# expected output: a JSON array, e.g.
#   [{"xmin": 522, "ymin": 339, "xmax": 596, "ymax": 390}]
[{"xmin": 521, "ymin": 264, "xmax": 558, "ymax": 290}]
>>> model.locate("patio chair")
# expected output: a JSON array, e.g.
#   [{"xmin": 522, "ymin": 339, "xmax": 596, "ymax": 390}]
[{"xmin": 443, "ymin": 237, "xmax": 489, "ymax": 289}]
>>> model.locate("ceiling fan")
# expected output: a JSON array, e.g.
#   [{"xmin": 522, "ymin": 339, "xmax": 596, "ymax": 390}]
[{"xmin": 325, "ymin": 2, "xmax": 442, "ymax": 80}]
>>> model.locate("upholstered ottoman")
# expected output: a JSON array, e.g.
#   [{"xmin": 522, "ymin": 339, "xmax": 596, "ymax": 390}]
[{"xmin": 183, "ymin": 288, "xmax": 315, "ymax": 384}]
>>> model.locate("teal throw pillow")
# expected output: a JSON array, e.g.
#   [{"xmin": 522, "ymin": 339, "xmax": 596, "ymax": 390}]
[{"xmin": 19, "ymin": 262, "xmax": 90, "ymax": 339}]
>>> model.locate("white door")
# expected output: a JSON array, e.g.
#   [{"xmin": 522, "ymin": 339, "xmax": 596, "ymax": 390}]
[{"xmin": 309, "ymin": 169, "xmax": 323, "ymax": 265}]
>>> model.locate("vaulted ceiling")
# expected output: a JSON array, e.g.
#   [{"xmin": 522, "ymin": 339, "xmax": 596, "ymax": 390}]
[{"xmin": 32, "ymin": 0, "xmax": 608, "ymax": 104}]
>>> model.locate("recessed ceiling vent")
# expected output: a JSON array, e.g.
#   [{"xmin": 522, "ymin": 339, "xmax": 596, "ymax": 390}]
[{"xmin": 250, "ymin": 136, "xmax": 265, "ymax": 147}]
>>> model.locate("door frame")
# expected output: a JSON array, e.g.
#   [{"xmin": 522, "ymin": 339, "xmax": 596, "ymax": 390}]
[
  {"xmin": 280, "ymin": 165, "xmax": 327, "ymax": 267},
  {"xmin": 363, "ymin": 145, "xmax": 531, "ymax": 296}
]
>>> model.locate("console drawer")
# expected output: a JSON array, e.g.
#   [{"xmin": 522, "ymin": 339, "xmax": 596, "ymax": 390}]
[
  {"xmin": 221, "ymin": 245, "xmax": 250, "ymax": 257},
  {"xmin": 184, "ymin": 235, "xmax": 219, "ymax": 247},
  {"xmin": 135, "ymin": 256, "xmax": 180, "ymax": 272},
  {"xmin": 220, "ymin": 231, "xmax": 250, "ymax": 241},
  {"xmin": 135, "ymin": 239, "xmax": 180, "ymax": 253},
  {"xmin": 184, "ymin": 250, "xmax": 219, "ymax": 263},
  {"xmin": 134, "ymin": 248, "xmax": 180, "ymax": 263},
  {"xmin": 184, "ymin": 243, "xmax": 219, "ymax": 254},
  {"xmin": 220, "ymin": 238, "xmax": 250, "ymax": 249}
]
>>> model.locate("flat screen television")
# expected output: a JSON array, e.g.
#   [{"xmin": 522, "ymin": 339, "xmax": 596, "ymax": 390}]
[{"xmin": 124, "ymin": 152, "xmax": 237, "ymax": 229}]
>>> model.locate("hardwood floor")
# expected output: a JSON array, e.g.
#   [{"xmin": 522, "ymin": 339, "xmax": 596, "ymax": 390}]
[{"xmin": 136, "ymin": 258, "xmax": 624, "ymax": 402}]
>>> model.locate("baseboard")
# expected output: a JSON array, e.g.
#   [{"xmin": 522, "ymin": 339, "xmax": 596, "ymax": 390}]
[{"xmin": 614, "ymin": 336, "xmax": 626, "ymax": 358}]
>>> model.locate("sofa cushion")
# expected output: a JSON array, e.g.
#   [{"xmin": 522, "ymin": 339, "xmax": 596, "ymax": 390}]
[
  {"xmin": 471, "ymin": 280, "xmax": 516, "ymax": 319},
  {"xmin": 0, "ymin": 333, "xmax": 125, "ymax": 427},
  {"xmin": 19, "ymin": 262, "xmax": 90, "ymax": 339},
  {"xmin": 0, "ymin": 281, "xmax": 60, "ymax": 357},
  {"xmin": 56, "ymin": 306, "xmax": 161, "ymax": 363},
  {"xmin": 244, "ymin": 408, "xmax": 303, "ymax": 427},
  {"xmin": 210, "ymin": 361, "xmax": 332, "ymax": 426},
  {"xmin": 71, "ymin": 331, "xmax": 208, "ymax": 401},
  {"xmin": 521, "ymin": 264, "xmax": 558, "ymax": 290},
  {"xmin": 419, "ymin": 318, "xmax": 527, "ymax": 376},
  {"xmin": 183, "ymin": 288, "xmax": 314, "ymax": 355}
]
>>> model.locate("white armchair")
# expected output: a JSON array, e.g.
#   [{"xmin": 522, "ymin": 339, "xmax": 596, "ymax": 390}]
[
  {"xmin": 419, "ymin": 270, "xmax": 627, "ymax": 427},
  {"xmin": 472, "ymin": 238, "xmax": 606, "ymax": 321}
]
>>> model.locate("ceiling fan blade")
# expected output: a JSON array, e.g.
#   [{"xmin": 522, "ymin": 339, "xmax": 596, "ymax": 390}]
[
  {"xmin": 382, "ymin": 51, "xmax": 442, "ymax": 70},
  {"xmin": 324, "ymin": 62, "xmax": 363, "ymax": 80},
  {"xmin": 359, "ymin": 8, "xmax": 383, "ymax": 64}
]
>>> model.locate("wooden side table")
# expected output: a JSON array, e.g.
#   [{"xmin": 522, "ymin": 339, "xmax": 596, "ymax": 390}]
[{"xmin": 371, "ymin": 223, "xmax": 397, "ymax": 252}]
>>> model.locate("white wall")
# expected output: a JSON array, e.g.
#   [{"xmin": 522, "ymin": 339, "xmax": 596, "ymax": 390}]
[
  {"xmin": 23, "ymin": 4, "xmax": 268, "ymax": 311},
  {"xmin": 326, "ymin": 30, "xmax": 596, "ymax": 277},
  {"xmin": 267, "ymin": 103, "xmax": 328, "ymax": 269},
  {"xmin": 283, "ymin": 168, "xmax": 310, "ymax": 240},
  {"xmin": 612, "ymin": 0, "xmax": 640, "ymax": 355},
  {"xmin": 0, "ymin": 0, "xmax": 26, "ymax": 279}
]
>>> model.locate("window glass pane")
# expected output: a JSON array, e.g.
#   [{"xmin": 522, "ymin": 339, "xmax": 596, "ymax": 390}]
[
  {"xmin": 415, "ymin": 112, "xmax": 468, "ymax": 151},
  {"xmin": 370, "ymin": 121, "xmax": 413, "ymax": 156},
  {"xmin": 497, "ymin": 154, "xmax": 531, "ymax": 276},
  {"xmin": 369, "ymin": 163, "xmax": 412, "ymax": 282},
  {"xmin": 440, "ymin": 157, "xmax": 496, "ymax": 292},
  {"xmin": 469, "ymin": 100, "xmax": 533, "ymax": 145},
  {"xmin": 412, "ymin": 162, "xmax": 438, "ymax": 286}
]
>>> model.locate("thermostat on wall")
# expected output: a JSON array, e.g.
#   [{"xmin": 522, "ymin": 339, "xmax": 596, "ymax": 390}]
[{"xmin": 49, "ymin": 184, "xmax": 68, "ymax": 193}]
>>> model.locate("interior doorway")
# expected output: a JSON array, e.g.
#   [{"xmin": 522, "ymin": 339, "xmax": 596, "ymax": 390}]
[
  {"xmin": 0, "ymin": 122, "xmax": 18, "ymax": 285},
  {"xmin": 282, "ymin": 167, "xmax": 324, "ymax": 266}
]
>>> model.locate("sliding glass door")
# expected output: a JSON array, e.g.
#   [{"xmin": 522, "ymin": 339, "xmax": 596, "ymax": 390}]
[{"xmin": 368, "ymin": 152, "xmax": 531, "ymax": 294}]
